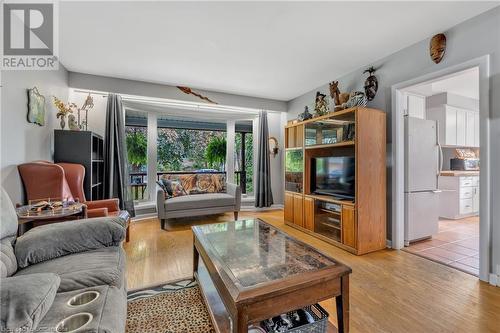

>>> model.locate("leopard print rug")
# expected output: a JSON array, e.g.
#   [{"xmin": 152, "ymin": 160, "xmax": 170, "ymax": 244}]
[{"xmin": 126, "ymin": 279, "xmax": 215, "ymax": 333}]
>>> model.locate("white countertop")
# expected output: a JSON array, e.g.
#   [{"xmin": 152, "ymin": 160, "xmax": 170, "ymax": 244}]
[{"xmin": 440, "ymin": 170, "xmax": 480, "ymax": 177}]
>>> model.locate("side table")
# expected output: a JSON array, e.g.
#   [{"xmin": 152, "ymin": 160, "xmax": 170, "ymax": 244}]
[{"xmin": 16, "ymin": 203, "xmax": 88, "ymax": 236}]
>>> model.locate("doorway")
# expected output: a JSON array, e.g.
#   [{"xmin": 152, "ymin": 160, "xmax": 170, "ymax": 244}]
[
  {"xmin": 391, "ymin": 56, "xmax": 491, "ymax": 282},
  {"xmin": 402, "ymin": 68, "xmax": 480, "ymax": 276}
]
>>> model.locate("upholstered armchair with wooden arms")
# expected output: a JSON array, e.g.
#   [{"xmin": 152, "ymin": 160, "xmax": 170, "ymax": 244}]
[{"xmin": 17, "ymin": 161, "xmax": 130, "ymax": 242}]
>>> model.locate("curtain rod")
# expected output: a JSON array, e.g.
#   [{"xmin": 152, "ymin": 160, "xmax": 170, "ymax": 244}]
[{"xmin": 71, "ymin": 89, "xmax": 284, "ymax": 114}]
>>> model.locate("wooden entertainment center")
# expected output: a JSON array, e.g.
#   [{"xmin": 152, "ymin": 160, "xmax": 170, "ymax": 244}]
[{"xmin": 284, "ymin": 107, "xmax": 386, "ymax": 255}]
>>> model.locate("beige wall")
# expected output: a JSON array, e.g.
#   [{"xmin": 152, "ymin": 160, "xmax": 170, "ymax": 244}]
[{"xmin": 1, "ymin": 67, "xmax": 69, "ymax": 204}]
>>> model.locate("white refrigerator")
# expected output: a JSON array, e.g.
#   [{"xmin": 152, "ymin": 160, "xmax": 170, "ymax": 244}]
[{"xmin": 404, "ymin": 116, "xmax": 441, "ymax": 244}]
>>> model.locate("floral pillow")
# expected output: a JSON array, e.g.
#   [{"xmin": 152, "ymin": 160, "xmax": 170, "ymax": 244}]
[
  {"xmin": 171, "ymin": 180, "xmax": 187, "ymax": 197},
  {"xmin": 156, "ymin": 179, "xmax": 186, "ymax": 199}
]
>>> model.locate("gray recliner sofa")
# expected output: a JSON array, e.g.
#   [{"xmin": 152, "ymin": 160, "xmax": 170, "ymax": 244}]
[
  {"xmin": 157, "ymin": 182, "xmax": 241, "ymax": 230},
  {"xmin": 0, "ymin": 187, "xmax": 128, "ymax": 333}
]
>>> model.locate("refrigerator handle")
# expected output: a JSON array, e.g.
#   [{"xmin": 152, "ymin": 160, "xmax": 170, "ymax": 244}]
[{"xmin": 436, "ymin": 120, "xmax": 444, "ymax": 176}]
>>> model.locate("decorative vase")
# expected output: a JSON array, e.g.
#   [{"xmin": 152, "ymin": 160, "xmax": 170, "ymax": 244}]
[{"xmin": 59, "ymin": 116, "xmax": 66, "ymax": 130}]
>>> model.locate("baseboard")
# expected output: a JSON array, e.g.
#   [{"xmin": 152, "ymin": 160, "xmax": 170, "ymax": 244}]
[
  {"xmin": 241, "ymin": 204, "xmax": 283, "ymax": 211},
  {"xmin": 131, "ymin": 213, "xmax": 158, "ymax": 222},
  {"xmin": 489, "ymin": 273, "xmax": 498, "ymax": 287}
]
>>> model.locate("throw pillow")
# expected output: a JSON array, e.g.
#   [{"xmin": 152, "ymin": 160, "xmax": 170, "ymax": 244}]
[
  {"xmin": 171, "ymin": 180, "xmax": 187, "ymax": 197},
  {"xmin": 157, "ymin": 179, "xmax": 175, "ymax": 199}
]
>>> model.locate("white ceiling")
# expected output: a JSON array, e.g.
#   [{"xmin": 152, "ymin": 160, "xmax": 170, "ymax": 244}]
[
  {"xmin": 59, "ymin": 1, "xmax": 498, "ymax": 101},
  {"xmin": 405, "ymin": 67, "xmax": 479, "ymax": 99}
]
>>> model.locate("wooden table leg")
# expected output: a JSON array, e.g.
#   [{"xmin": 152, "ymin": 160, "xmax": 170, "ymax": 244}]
[
  {"xmin": 17, "ymin": 220, "xmax": 33, "ymax": 237},
  {"xmin": 193, "ymin": 238, "xmax": 199, "ymax": 278},
  {"xmin": 335, "ymin": 275, "xmax": 350, "ymax": 333},
  {"xmin": 235, "ymin": 310, "xmax": 248, "ymax": 333}
]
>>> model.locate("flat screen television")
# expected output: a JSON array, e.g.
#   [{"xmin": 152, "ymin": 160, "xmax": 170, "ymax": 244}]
[{"xmin": 312, "ymin": 156, "xmax": 355, "ymax": 199}]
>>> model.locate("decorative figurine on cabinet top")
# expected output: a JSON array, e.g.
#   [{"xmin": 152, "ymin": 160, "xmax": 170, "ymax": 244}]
[
  {"xmin": 329, "ymin": 81, "xmax": 350, "ymax": 111},
  {"xmin": 314, "ymin": 91, "xmax": 329, "ymax": 117},
  {"xmin": 363, "ymin": 66, "xmax": 378, "ymax": 101},
  {"xmin": 345, "ymin": 91, "xmax": 368, "ymax": 108},
  {"xmin": 430, "ymin": 33, "xmax": 446, "ymax": 64},
  {"xmin": 298, "ymin": 106, "xmax": 313, "ymax": 121}
]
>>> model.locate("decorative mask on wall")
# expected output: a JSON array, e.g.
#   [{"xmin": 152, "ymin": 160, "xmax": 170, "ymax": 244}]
[
  {"xmin": 363, "ymin": 66, "xmax": 378, "ymax": 101},
  {"xmin": 430, "ymin": 33, "xmax": 446, "ymax": 64},
  {"xmin": 269, "ymin": 137, "xmax": 279, "ymax": 157}
]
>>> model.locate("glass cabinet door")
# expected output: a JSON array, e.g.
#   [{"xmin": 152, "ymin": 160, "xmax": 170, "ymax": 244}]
[
  {"xmin": 305, "ymin": 120, "xmax": 354, "ymax": 146},
  {"xmin": 285, "ymin": 149, "xmax": 303, "ymax": 193}
]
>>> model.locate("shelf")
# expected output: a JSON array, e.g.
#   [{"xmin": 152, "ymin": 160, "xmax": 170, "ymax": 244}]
[
  {"xmin": 305, "ymin": 194, "xmax": 355, "ymax": 206},
  {"xmin": 195, "ymin": 259, "xmax": 231, "ymax": 333},
  {"xmin": 319, "ymin": 208, "xmax": 340, "ymax": 215},
  {"xmin": 286, "ymin": 107, "xmax": 358, "ymax": 128},
  {"xmin": 305, "ymin": 141, "xmax": 355, "ymax": 150},
  {"xmin": 318, "ymin": 221, "xmax": 341, "ymax": 230}
]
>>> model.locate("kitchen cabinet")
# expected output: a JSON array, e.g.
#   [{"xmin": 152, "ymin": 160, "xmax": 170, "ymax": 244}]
[
  {"xmin": 456, "ymin": 108, "xmax": 466, "ymax": 146},
  {"xmin": 474, "ymin": 112, "xmax": 480, "ymax": 146},
  {"xmin": 427, "ymin": 105, "xmax": 479, "ymax": 147},
  {"xmin": 407, "ymin": 94, "xmax": 426, "ymax": 119},
  {"xmin": 439, "ymin": 175, "xmax": 479, "ymax": 219},
  {"xmin": 466, "ymin": 111, "xmax": 475, "ymax": 147}
]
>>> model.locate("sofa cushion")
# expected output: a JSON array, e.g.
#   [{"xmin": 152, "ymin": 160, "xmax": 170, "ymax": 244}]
[
  {"xmin": 0, "ymin": 188, "xmax": 18, "ymax": 240},
  {"xmin": 0, "ymin": 273, "xmax": 60, "ymax": 332},
  {"xmin": 164, "ymin": 193, "xmax": 235, "ymax": 212},
  {"xmin": 0, "ymin": 238, "xmax": 17, "ymax": 278},
  {"xmin": 15, "ymin": 246, "xmax": 125, "ymax": 292},
  {"xmin": 15, "ymin": 216, "xmax": 126, "ymax": 269}
]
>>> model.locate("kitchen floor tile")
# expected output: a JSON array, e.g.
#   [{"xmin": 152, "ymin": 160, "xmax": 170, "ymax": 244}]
[
  {"xmin": 419, "ymin": 247, "xmax": 469, "ymax": 262},
  {"xmin": 433, "ymin": 231, "xmax": 472, "ymax": 242},
  {"xmin": 404, "ymin": 216, "xmax": 479, "ymax": 277},
  {"xmin": 455, "ymin": 256, "xmax": 480, "ymax": 269},
  {"xmin": 438, "ymin": 243, "xmax": 478, "ymax": 257},
  {"xmin": 406, "ymin": 239, "xmax": 447, "ymax": 252},
  {"xmin": 448, "ymin": 261, "xmax": 479, "ymax": 276},
  {"xmin": 454, "ymin": 237, "xmax": 480, "ymax": 251}
]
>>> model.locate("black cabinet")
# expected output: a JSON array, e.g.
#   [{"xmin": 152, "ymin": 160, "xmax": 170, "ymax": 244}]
[{"xmin": 54, "ymin": 130, "xmax": 104, "ymax": 201}]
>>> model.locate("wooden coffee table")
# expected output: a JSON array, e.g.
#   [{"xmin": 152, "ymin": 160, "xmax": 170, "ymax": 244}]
[{"xmin": 192, "ymin": 219, "xmax": 352, "ymax": 333}]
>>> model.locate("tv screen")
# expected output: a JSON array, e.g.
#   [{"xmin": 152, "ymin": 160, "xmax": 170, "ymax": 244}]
[{"xmin": 312, "ymin": 156, "xmax": 355, "ymax": 199}]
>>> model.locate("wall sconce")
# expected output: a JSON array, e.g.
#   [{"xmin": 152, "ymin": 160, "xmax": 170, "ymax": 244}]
[{"xmin": 269, "ymin": 137, "xmax": 279, "ymax": 157}]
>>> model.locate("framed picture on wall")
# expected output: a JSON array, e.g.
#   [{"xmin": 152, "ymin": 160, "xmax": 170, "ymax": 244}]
[{"xmin": 27, "ymin": 87, "xmax": 46, "ymax": 126}]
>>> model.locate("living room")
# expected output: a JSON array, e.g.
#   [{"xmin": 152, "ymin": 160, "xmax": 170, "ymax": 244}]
[{"xmin": 1, "ymin": 2, "xmax": 500, "ymax": 333}]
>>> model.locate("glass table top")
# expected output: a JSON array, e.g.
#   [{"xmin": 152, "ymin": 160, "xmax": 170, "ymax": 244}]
[
  {"xmin": 194, "ymin": 219, "xmax": 338, "ymax": 288},
  {"xmin": 16, "ymin": 203, "xmax": 84, "ymax": 220}
]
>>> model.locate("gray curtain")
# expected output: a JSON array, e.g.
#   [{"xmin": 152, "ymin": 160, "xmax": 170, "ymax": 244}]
[
  {"xmin": 255, "ymin": 110, "xmax": 274, "ymax": 208},
  {"xmin": 104, "ymin": 94, "xmax": 135, "ymax": 217}
]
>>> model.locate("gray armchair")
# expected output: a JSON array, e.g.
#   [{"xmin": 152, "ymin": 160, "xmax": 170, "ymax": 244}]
[
  {"xmin": 0, "ymin": 187, "xmax": 128, "ymax": 333},
  {"xmin": 157, "ymin": 182, "xmax": 242, "ymax": 230}
]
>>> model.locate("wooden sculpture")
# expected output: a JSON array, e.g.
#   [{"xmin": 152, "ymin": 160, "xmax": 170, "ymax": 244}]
[{"xmin": 329, "ymin": 81, "xmax": 350, "ymax": 111}]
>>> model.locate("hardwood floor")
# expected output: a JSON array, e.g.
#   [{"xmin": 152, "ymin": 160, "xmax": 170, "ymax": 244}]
[{"xmin": 123, "ymin": 210, "xmax": 500, "ymax": 333}]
